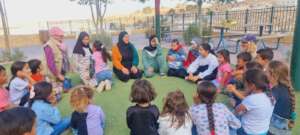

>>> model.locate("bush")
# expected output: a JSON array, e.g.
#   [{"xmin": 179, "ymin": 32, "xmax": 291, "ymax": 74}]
[
  {"xmin": 0, "ymin": 48, "xmax": 26, "ymax": 62},
  {"xmin": 183, "ymin": 24, "xmax": 201, "ymax": 45},
  {"xmin": 91, "ymin": 31, "xmax": 113, "ymax": 49},
  {"xmin": 183, "ymin": 23, "xmax": 212, "ymax": 46}
]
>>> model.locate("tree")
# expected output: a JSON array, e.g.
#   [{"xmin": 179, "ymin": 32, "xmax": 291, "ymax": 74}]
[
  {"xmin": 0, "ymin": 0, "xmax": 10, "ymax": 57},
  {"xmin": 71, "ymin": 0, "xmax": 110, "ymax": 35},
  {"xmin": 138, "ymin": 0, "xmax": 161, "ymax": 40},
  {"xmin": 142, "ymin": 6, "xmax": 152, "ymax": 14}
]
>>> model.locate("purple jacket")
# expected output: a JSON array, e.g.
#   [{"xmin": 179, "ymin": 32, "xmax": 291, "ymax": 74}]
[{"xmin": 44, "ymin": 45, "xmax": 59, "ymax": 76}]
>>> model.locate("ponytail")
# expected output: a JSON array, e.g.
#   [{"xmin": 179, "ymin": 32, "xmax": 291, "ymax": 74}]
[{"xmin": 206, "ymin": 102, "xmax": 215, "ymax": 134}]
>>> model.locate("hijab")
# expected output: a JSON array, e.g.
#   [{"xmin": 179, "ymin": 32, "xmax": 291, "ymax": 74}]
[
  {"xmin": 117, "ymin": 31, "xmax": 134, "ymax": 59},
  {"xmin": 73, "ymin": 32, "xmax": 92, "ymax": 56},
  {"xmin": 144, "ymin": 35, "xmax": 158, "ymax": 52}
]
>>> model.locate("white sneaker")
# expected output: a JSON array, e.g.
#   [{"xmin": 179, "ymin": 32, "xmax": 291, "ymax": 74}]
[
  {"xmin": 96, "ymin": 81, "xmax": 105, "ymax": 93},
  {"xmin": 104, "ymin": 80, "xmax": 112, "ymax": 91}
]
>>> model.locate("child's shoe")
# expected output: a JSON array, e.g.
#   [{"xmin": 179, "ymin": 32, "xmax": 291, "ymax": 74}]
[
  {"xmin": 96, "ymin": 81, "xmax": 105, "ymax": 93},
  {"xmin": 104, "ymin": 80, "xmax": 112, "ymax": 91}
]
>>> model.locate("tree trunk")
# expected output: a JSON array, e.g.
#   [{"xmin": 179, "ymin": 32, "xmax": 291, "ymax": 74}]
[{"xmin": 0, "ymin": 1, "xmax": 10, "ymax": 57}]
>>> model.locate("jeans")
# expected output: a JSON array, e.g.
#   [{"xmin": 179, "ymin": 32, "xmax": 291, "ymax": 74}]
[
  {"xmin": 237, "ymin": 127, "xmax": 267, "ymax": 135},
  {"xmin": 51, "ymin": 117, "xmax": 71, "ymax": 135},
  {"xmin": 167, "ymin": 68, "xmax": 188, "ymax": 78},
  {"xmin": 268, "ymin": 114, "xmax": 291, "ymax": 135},
  {"xmin": 96, "ymin": 70, "xmax": 113, "ymax": 82}
]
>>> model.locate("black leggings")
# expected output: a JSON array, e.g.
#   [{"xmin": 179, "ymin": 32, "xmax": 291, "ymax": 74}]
[
  {"xmin": 113, "ymin": 67, "xmax": 143, "ymax": 82},
  {"xmin": 192, "ymin": 65, "xmax": 218, "ymax": 81},
  {"xmin": 167, "ymin": 68, "xmax": 188, "ymax": 78}
]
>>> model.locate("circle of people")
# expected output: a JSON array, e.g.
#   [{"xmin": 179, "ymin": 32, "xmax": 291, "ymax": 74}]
[{"xmin": 0, "ymin": 27, "xmax": 296, "ymax": 135}]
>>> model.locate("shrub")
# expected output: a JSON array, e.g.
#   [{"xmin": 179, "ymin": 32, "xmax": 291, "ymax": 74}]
[
  {"xmin": 183, "ymin": 24, "xmax": 201, "ymax": 45},
  {"xmin": 91, "ymin": 31, "xmax": 113, "ymax": 49},
  {"xmin": 0, "ymin": 48, "xmax": 26, "ymax": 62}
]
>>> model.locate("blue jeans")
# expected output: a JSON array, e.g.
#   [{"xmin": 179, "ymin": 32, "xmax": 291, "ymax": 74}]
[
  {"xmin": 237, "ymin": 127, "xmax": 267, "ymax": 135},
  {"xmin": 51, "ymin": 117, "xmax": 71, "ymax": 135},
  {"xmin": 96, "ymin": 70, "xmax": 113, "ymax": 82},
  {"xmin": 269, "ymin": 114, "xmax": 291, "ymax": 135}
]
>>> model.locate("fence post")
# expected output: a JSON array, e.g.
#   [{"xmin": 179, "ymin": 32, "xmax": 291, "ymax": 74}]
[
  {"xmin": 171, "ymin": 14, "xmax": 174, "ymax": 32},
  {"xmin": 269, "ymin": 7, "xmax": 275, "ymax": 34},
  {"xmin": 244, "ymin": 9, "xmax": 249, "ymax": 33},
  {"xmin": 209, "ymin": 11, "xmax": 213, "ymax": 32},
  {"xmin": 46, "ymin": 21, "xmax": 50, "ymax": 31},
  {"xmin": 225, "ymin": 10, "xmax": 229, "ymax": 20},
  {"xmin": 69, "ymin": 20, "xmax": 72, "ymax": 36},
  {"xmin": 183, "ymin": 13, "xmax": 185, "ymax": 31}
]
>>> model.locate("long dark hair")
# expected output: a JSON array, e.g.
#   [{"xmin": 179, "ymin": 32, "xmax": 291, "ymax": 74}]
[
  {"xmin": 73, "ymin": 32, "xmax": 92, "ymax": 56},
  {"xmin": 29, "ymin": 81, "xmax": 53, "ymax": 108},
  {"xmin": 93, "ymin": 40, "xmax": 111, "ymax": 63},
  {"xmin": 8, "ymin": 61, "xmax": 27, "ymax": 89},
  {"xmin": 268, "ymin": 61, "xmax": 296, "ymax": 128},
  {"xmin": 197, "ymin": 81, "xmax": 217, "ymax": 134},
  {"xmin": 161, "ymin": 90, "xmax": 190, "ymax": 129}
]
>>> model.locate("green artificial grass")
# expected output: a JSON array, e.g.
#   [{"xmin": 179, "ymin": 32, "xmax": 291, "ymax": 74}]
[{"xmin": 1, "ymin": 49, "xmax": 299, "ymax": 134}]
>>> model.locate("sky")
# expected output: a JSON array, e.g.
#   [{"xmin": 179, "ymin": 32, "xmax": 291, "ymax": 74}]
[{"xmin": 4, "ymin": 0, "xmax": 186, "ymax": 34}]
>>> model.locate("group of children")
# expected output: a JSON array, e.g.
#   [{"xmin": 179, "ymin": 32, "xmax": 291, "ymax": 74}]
[{"xmin": 0, "ymin": 33, "xmax": 297, "ymax": 135}]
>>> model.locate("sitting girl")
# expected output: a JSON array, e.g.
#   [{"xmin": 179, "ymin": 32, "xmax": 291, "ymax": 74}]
[
  {"xmin": 190, "ymin": 81, "xmax": 241, "ymax": 135},
  {"xmin": 30, "ymin": 81, "xmax": 70, "ymax": 135},
  {"xmin": 186, "ymin": 43, "xmax": 219, "ymax": 82},
  {"xmin": 92, "ymin": 40, "xmax": 113, "ymax": 93},
  {"xmin": 158, "ymin": 90, "xmax": 192, "ymax": 135},
  {"xmin": 213, "ymin": 49, "xmax": 232, "ymax": 90},
  {"xmin": 28, "ymin": 59, "xmax": 45, "ymax": 82},
  {"xmin": 184, "ymin": 39, "xmax": 200, "ymax": 68},
  {"xmin": 70, "ymin": 85, "xmax": 105, "ymax": 135},
  {"xmin": 267, "ymin": 61, "xmax": 296, "ymax": 135},
  {"xmin": 9, "ymin": 61, "xmax": 35, "ymax": 106}
]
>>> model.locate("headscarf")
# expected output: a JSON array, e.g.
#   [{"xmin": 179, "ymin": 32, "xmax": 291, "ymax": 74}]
[
  {"xmin": 117, "ymin": 31, "xmax": 134, "ymax": 59},
  {"xmin": 49, "ymin": 27, "xmax": 64, "ymax": 37},
  {"xmin": 73, "ymin": 32, "xmax": 92, "ymax": 56},
  {"xmin": 144, "ymin": 35, "xmax": 158, "ymax": 52}
]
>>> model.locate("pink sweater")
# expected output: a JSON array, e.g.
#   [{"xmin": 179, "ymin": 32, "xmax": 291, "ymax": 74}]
[{"xmin": 93, "ymin": 52, "xmax": 109, "ymax": 73}]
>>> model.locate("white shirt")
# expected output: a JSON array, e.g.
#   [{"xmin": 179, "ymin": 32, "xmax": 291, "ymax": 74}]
[
  {"xmin": 158, "ymin": 114, "xmax": 192, "ymax": 135},
  {"xmin": 241, "ymin": 93, "xmax": 274, "ymax": 134},
  {"xmin": 187, "ymin": 53, "xmax": 219, "ymax": 78}
]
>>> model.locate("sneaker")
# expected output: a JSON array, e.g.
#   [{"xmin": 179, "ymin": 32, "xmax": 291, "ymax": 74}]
[
  {"xmin": 96, "ymin": 81, "xmax": 105, "ymax": 93},
  {"xmin": 104, "ymin": 80, "xmax": 112, "ymax": 91}
]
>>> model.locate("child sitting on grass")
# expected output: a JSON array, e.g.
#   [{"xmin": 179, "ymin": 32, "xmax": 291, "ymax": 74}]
[
  {"xmin": 0, "ymin": 65, "xmax": 14, "ymax": 112},
  {"xmin": 70, "ymin": 85, "xmax": 105, "ymax": 135},
  {"xmin": 233, "ymin": 69, "xmax": 274, "ymax": 135},
  {"xmin": 28, "ymin": 59, "xmax": 44, "ymax": 82},
  {"xmin": 184, "ymin": 39, "xmax": 200, "ymax": 69},
  {"xmin": 267, "ymin": 61, "xmax": 296, "ymax": 135},
  {"xmin": 9, "ymin": 61, "xmax": 35, "ymax": 106},
  {"xmin": 167, "ymin": 39, "xmax": 187, "ymax": 78},
  {"xmin": 92, "ymin": 40, "xmax": 113, "ymax": 93},
  {"xmin": 158, "ymin": 90, "xmax": 192, "ymax": 135},
  {"xmin": 29, "ymin": 81, "xmax": 70, "ymax": 135},
  {"xmin": 256, "ymin": 48, "xmax": 274, "ymax": 70},
  {"xmin": 240, "ymin": 34, "xmax": 257, "ymax": 57},
  {"xmin": 0, "ymin": 107, "xmax": 36, "ymax": 135},
  {"xmin": 126, "ymin": 79, "xmax": 159, "ymax": 135},
  {"xmin": 191, "ymin": 81, "xmax": 241, "ymax": 135},
  {"xmin": 213, "ymin": 49, "xmax": 232, "ymax": 90}
]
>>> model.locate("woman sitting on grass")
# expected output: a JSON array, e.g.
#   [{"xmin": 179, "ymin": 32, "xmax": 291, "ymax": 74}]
[{"xmin": 142, "ymin": 35, "xmax": 166, "ymax": 77}]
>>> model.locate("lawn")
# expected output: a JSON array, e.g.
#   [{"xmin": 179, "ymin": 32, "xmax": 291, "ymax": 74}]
[{"xmin": 1, "ymin": 50, "xmax": 299, "ymax": 134}]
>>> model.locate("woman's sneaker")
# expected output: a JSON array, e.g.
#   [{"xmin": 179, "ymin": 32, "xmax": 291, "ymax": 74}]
[
  {"xmin": 104, "ymin": 80, "xmax": 112, "ymax": 91},
  {"xmin": 96, "ymin": 81, "xmax": 105, "ymax": 93}
]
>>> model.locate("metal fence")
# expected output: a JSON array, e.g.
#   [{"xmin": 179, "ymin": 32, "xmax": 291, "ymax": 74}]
[{"xmin": 46, "ymin": 6, "xmax": 296, "ymax": 36}]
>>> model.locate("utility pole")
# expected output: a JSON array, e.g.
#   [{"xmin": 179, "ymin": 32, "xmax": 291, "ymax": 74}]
[
  {"xmin": 155, "ymin": 0, "xmax": 160, "ymax": 41},
  {"xmin": 291, "ymin": 0, "xmax": 300, "ymax": 91}
]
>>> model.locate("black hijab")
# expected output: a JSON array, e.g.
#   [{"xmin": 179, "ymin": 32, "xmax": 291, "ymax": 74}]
[
  {"xmin": 73, "ymin": 32, "xmax": 92, "ymax": 56},
  {"xmin": 144, "ymin": 35, "xmax": 157, "ymax": 52},
  {"xmin": 117, "ymin": 31, "xmax": 134, "ymax": 59}
]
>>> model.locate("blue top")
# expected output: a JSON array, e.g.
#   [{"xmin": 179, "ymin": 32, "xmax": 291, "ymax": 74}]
[
  {"xmin": 272, "ymin": 84, "xmax": 292, "ymax": 119},
  {"xmin": 31, "ymin": 100, "xmax": 61, "ymax": 135},
  {"xmin": 9, "ymin": 77, "xmax": 29, "ymax": 105},
  {"xmin": 167, "ymin": 48, "xmax": 186, "ymax": 69}
]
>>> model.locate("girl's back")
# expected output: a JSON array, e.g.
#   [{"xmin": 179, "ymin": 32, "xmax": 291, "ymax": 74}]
[
  {"xmin": 86, "ymin": 104, "xmax": 105, "ymax": 135},
  {"xmin": 190, "ymin": 103, "xmax": 241, "ymax": 135},
  {"xmin": 158, "ymin": 114, "xmax": 192, "ymax": 135},
  {"xmin": 127, "ymin": 104, "xmax": 159, "ymax": 135}
]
